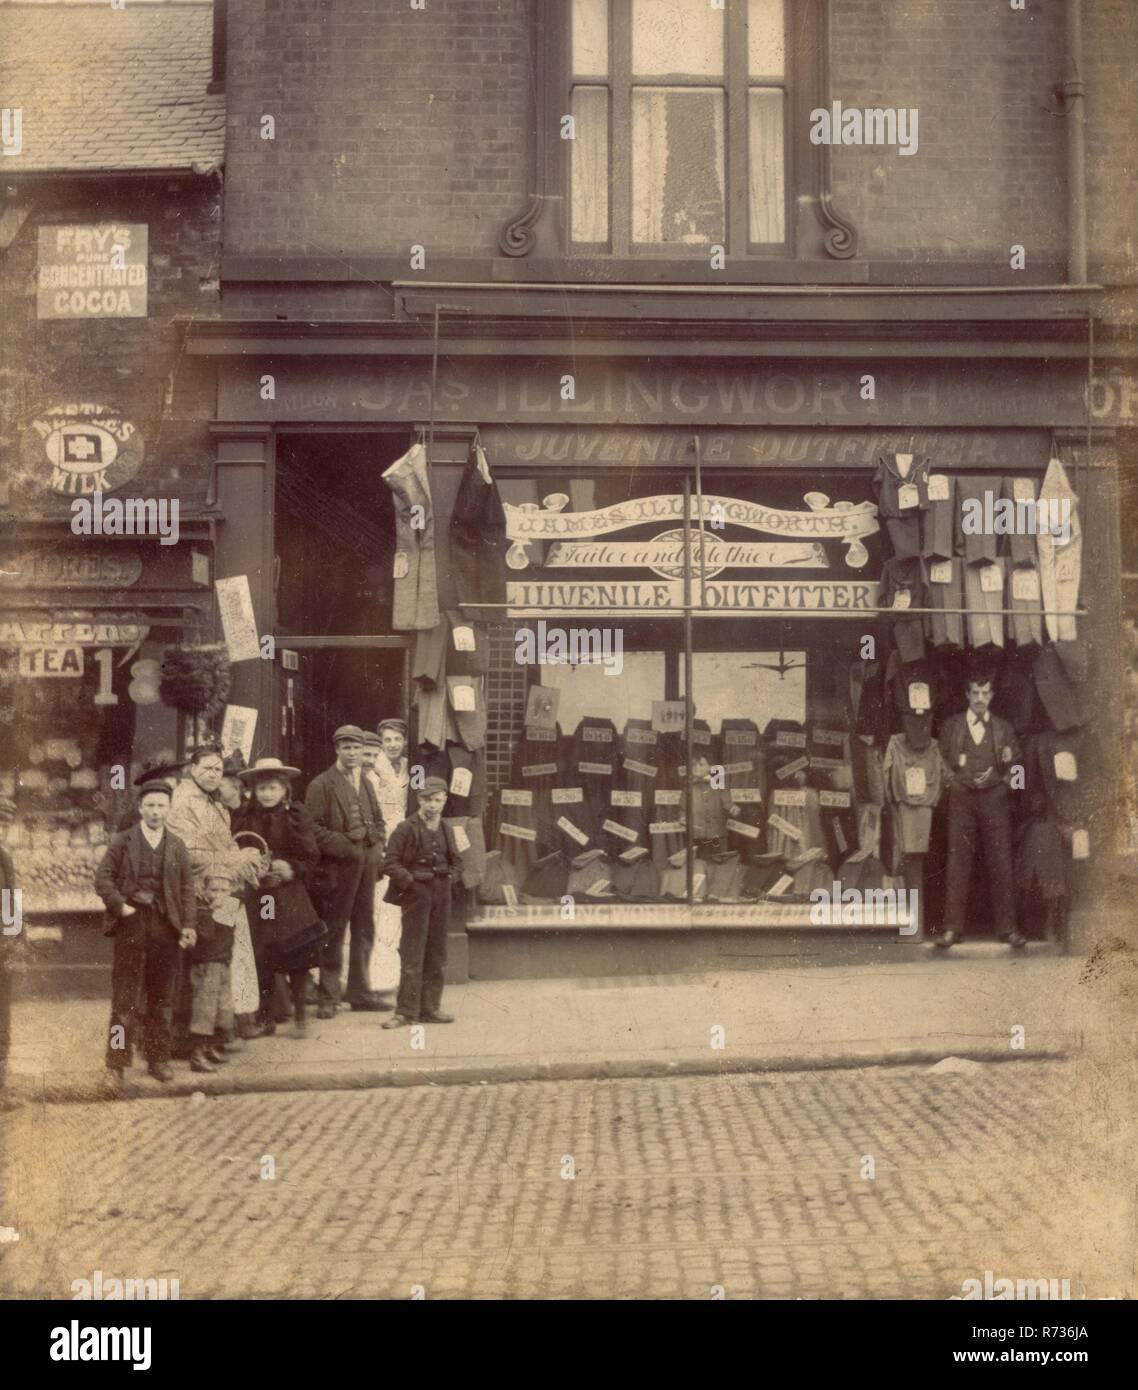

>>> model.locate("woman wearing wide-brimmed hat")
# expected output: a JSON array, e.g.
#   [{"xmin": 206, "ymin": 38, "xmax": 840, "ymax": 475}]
[{"xmin": 232, "ymin": 757, "xmax": 327, "ymax": 1038}]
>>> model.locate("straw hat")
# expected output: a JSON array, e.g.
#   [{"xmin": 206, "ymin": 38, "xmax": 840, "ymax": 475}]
[{"xmin": 238, "ymin": 756, "xmax": 302, "ymax": 783}]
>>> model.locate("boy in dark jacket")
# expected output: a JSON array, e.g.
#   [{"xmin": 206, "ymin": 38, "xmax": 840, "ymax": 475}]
[
  {"xmin": 94, "ymin": 781, "xmax": 197, "ymax": 1084},
  {"xmin": 187, "ymin": 870, "xmax": 239, "ymax": 1072},
  {"xmin": 381, "ymin": 777, "xmax": 461, "ymax": 1029}
]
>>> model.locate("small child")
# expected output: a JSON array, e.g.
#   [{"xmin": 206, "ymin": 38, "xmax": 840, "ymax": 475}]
[{"xmin": 188, "ymin": 871, "xmax": 239, "ymax": 1073}]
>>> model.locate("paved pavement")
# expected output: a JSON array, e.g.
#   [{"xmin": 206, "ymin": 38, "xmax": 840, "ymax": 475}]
[
  {"xmin": 1, "ymin": 1059, "xmax": 1129, "ymax": 1299},
  {"xmin": 6, "ymin": 945, "xmax": 1135, "ymax": 1102}
]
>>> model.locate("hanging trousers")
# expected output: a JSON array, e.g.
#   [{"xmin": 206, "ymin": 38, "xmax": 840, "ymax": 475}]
[
  {"xmin": 382, "ymin": 442, "xmax": 440, "ymax": 631},
  {"xmin": 943, "ymin": 783, "xmax": 1017, "ymax": 937}
]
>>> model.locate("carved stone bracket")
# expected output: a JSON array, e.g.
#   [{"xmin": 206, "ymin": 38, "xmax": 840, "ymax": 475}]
[{"xmin": 497, "ymin": 193, "xmax": 546, "ymax": 258}]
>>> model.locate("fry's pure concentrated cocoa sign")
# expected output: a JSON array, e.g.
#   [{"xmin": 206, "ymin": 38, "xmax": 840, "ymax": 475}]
[{"xmin": 19, "ymin": 404, "xmax": 145, "ymax": 497}]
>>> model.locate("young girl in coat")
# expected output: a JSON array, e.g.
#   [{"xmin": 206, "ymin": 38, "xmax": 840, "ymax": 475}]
[{"xmin": 233, "ymin": 758, "xmax": 326, "ymax": 1038}]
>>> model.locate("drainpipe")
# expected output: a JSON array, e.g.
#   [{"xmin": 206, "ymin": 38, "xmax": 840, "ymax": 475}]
[{"xmin": 1060, "ymin": 0, "xmax": 1087, "ymax": 284}]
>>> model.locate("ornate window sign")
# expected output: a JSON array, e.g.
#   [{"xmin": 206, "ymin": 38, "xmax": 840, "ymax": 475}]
[{"xmin": 497, "ymin": 0, "xmax": 857, "ymax": 266}]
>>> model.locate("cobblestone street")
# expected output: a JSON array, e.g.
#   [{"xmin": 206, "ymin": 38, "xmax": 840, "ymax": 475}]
[{"xmin": 3, "ymin": 1058, "xmax": 1128, "ymax": 1300}]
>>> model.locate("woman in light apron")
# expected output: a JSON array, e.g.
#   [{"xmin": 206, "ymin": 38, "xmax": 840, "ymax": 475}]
[{"xmin": 362, "ymin": 720, "xmax": 410, "ymax": 995}]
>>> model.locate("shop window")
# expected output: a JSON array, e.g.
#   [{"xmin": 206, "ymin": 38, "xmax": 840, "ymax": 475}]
[
  {"xmin": 565, "ymin": 0, "xmax": 788, "ymax": 253},
  {"xmin": 0, "ymin": 632, "xmax": 173, "ymax": 912}
]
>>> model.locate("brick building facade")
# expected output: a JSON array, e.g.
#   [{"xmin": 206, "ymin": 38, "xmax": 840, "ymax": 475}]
[{"xmin": 0, "ymin": 0, "xmax": 225, "ymax": 914}]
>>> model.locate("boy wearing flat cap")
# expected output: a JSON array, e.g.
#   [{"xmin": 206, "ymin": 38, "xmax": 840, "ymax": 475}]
[
  {"xmin": 381, "ymin": 776, "xmax": 460, "ymax": 1028},
  {"xmin": 94, "ymin": 781, "xmax": 197, "ymax": 1084}
]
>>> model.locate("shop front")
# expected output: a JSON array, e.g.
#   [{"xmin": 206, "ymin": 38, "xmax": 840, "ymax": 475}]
[
  {"xmin": 202, "ymin": 344, "xmax": 1123, "ymax": 977},
  {"xmin": 0, "ymin": 530, "xmax": 215, "ymax": 920}
]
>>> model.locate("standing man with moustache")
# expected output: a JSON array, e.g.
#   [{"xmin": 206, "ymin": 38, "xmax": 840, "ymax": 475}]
[{"xmin": 305, "ymin": 726, "xmax": 387, "ymax": 1018}]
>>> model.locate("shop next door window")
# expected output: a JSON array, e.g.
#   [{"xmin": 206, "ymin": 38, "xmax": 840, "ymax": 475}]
[{"xmin": 568, "ymin": 0, "xmax": 787, "ymax": 252}]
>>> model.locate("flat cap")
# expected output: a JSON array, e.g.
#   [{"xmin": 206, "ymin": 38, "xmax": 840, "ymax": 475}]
[
  {"xmin": 420, "ymin": 776, "xmax": 449, "ymax": 796},
  {"xmin": 332, "ymin": 725, "xmax": 365, "ymax": 744}
]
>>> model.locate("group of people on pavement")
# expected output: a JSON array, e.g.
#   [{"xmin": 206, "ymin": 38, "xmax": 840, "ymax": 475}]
[{"xmin": 94, "ymin": 720, "xmax": 460, "ymax": 1085}]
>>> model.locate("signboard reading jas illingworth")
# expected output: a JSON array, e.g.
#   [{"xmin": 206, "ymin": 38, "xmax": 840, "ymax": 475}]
[{"xmin": 37, "ymin": 224, "xmax": 148, "ymax": 319}]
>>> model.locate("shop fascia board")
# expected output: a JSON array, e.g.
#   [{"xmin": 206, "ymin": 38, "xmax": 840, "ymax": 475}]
[{"xmin": 184, "ymin": 320, "xmax": 1126, "ymax": 362}]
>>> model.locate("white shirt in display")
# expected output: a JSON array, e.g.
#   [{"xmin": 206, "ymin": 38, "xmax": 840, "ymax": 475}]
[
  {"xmin": 966, "ymin": 711, "xmax": 990, "ymax": 746},
  {"xmin": 140, "ymin": 824, "xmax": 165, "ymax": 851}
]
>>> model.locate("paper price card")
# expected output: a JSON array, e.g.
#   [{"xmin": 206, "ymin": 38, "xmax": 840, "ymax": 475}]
[
  {"xmin": 928, "ymin": 474, "xmax": 950, "ymax": 502},
  {"xmin": 582, "ymin": 725, "xmax": 612, "ymax": 742},
  {"xmin": 908, "ymin": 681, "xmax": 930, "ymax": 713},
  {"xmin": 1012, "ymin": 568, "xmax": 1040, "ymax": 602},
  {"xmin": 904, "ymin": 765, "xmax": 927, "ymax": 798},
  {"xmin": 500, "ymin": 789, "xmax": 533, "ymax": 807},
  {"xmin": 891, "ymin": 589, "xmax": 912, "ymax": 611},
  {"xmin": 623, "ymin": 758, "xmax": 657, "ymax": 778},
  {"xmin": 775, "ymin": 757, "xmax": 809, "ymax": 781},
  {"xmin": 767, "ymin": 874, "xmax": 795, "ymax": 897},
  {"xmin": 655, "ymin": 790, "xmax": 682, "ymax": 806},
  {"xmin": 650, "ymin": 821, "xmax": 685, "ymax": 836},
  {"xmin": 449, "ymin": 766, "xmax": 473, "ymax": 797},
  {"xmin": 726, "ymin": 819, "xmax": 760, "ymax": 839},
  {"xmin": 980, "ymin": 564, "xmax": 1003, "ymax": 593},
  {"xmin": 578, "ymin": 761, "xmax": 612, "ymax": 776},
  {"xmin": 551, "ymin": 787, "xmax": 583, "ymax": 804},
  {"xmin": 652, "ymin": 700, "xmax": 687, "ymax": 732},
  {"xmin": 525, "ymin": 726, "xmax": 557, "ymax": 742},
  {"xmin": 929, "ymin": 561, "xmax": 952, "ymax": 585},
  {"xmin": 819, "ymin": 791, "xmax": 851, "ymax": 808},
  {"xmin": 772, "ymin": 789, "xmax": 807, "ymax": 807},
  {"xmin": 1071, "ymin": 828, "xmax": 1090, "ymax": 860},
  {"xmin": 898, "ymin": 483, "xmax": 920, "ymax": 510},
  {"xmin": 452, "ymin": 824, "xmax": 471, "ymax": 853},
  {"xmin": 522, "ymin": 763, "xmax": 558, "ymax": 778},
  {"xmin": 499, "ymin": 822, "xmax": 537, "ymax": 842},
  {"xmin": 1054, "ymin": 751, "xmax": 1078, "ymax": 782},
  {"xmin": 626, "ymin": 727, "xmax": 657, "ymax": 745},
  {"xmin": 451, "ymin": 683, "xmax": 477, "ymax": 711},
  {"xmin": 725, "ymin": 730, "xmax": 757, "ymax": 746},
  {"xmin": 602, "ymin": 819, "xmax": 639, "ymax": 843},
  {"xmin": 766, "ymin": 813, "xmax": 802, "ymax": 841},
  {"xmin": 775, "ymin": 731, "xmax": 807, "ymax": 748},
  {"xmin": 611, "ymin": 790, "xmax": 642, "ymax": 808},
  {"xmin": 733, "ymin": 789, "xmax": 763, "ymax": 804},
  {"xmin": 502, "ymin": 884, "xmax": 519, "ymax": 908},
  {"xmin": 451, "ymin": 625, "xmax": 476, "ymax": 651},
  {"xmin": 557, "ymin": 817, "xmax": 589, "ymax": 846}
]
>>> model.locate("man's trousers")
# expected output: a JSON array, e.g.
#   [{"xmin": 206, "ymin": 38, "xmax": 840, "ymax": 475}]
[
  {"xmin": 395, "ymin": 878, "xmax": 450, "ymax": 1021},
  {"xmin": 942, "ymin": 784, "xmax": 1017, "ymax": 937},
  {"xmin": 105, "ymin": 909, "xmax": 181, "ymax": 1069},
  {"xmin": 318, "ymin": 847, "xmax": 379, "ymax": 1005}
]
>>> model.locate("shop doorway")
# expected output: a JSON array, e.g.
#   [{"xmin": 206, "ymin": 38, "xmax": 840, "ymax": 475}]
[{"xmin": 278, "ymin": 641, "xmax": 409, "ymax": 786}]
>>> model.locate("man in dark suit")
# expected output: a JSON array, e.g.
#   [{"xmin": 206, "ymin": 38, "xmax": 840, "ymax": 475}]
[
  {"xmin": 305, "ymin": 725, "xmax": 387, "ymax": 1018},
  {"xmin": 94, "ymin": 780, "xmax": 198, "ymax": 1083},
  {"xmin": 936, "ymin": 673, "xmax": 1025, "ymax": 950}
]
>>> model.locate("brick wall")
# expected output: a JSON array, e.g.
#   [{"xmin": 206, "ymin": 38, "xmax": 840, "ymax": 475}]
[
  {"xmin": 0, "ymin": 177, "xmax": 222, "ymax": 517},
  {"xmin": 829, "ymin": 0, "xmax": 1065, "ymax": 263},
  {"xmin": 223, "ymin": 0, "xmax": 531, "ymax": 258},
  {"xmin": 221, "ymin": 0, "xmax": 1134, "ymax": 284}
]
